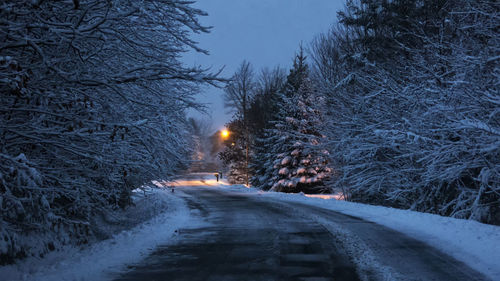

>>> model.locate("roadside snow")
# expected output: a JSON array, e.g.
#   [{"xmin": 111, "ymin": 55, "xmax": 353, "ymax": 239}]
[
  {"xmin": 220, "ymin": 184, "xmax": 500, "ymax": 280},
  {"xmin": 4, "ymin": 178, "xmax": 497, "ymax": 280},
  {"xmin": 0, "ymin": 187, "xmax": 201, "ymax": 281}
]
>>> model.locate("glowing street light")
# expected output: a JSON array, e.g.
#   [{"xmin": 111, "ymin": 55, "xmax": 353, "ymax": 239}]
[{"xmin": 221, "ymin": 129, "xmax": 230, "ymax": 139}]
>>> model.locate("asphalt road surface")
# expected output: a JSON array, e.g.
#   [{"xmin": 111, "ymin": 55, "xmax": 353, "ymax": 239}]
[{"xmin": 114, "ymin": 182, "xmax": 488, "ymax": 281}]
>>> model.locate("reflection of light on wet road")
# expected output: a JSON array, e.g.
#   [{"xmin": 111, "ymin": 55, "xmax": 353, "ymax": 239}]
[
  {"xmin": 151, "ymin": 179, "xmax": 230, "ymax": 187},
  {"xmin": 170, "ymin": 180, "xmax": 231, "ymax": 186},
  {"xmin": 304, "ymin": 194, "xmax": 344, "ymax": 200}
]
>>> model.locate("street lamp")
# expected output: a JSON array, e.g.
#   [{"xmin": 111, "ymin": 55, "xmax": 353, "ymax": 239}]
[{"xmin": 221, "ymin": 129, "xmax": 230, "ymax": 139}]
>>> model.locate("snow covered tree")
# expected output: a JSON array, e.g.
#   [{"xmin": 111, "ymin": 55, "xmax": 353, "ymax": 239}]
[
  {"xmin": 250, "ymin": 51, "xmax": 331, "ymax": 193},
  {"xmin": 284, "ymin": 46, "xmax": 309, "ymax": 97},
  {"xmin": 219, "ymin": 119, "xmax": 247, "ymax": 184},
  {"xmin": 311, "ymin": 0, "xmax": 499, "ymax": 224},
  {"xmin": 250, "ymin": 52, "xmax": 310, "ymax": 191},
  {"xmin": 401, "ymin": 0, "xmax": 500, "ymax": 222},
  {"xmin": 249, "ymin": 67, "xmax": 286, "ymax": 188},
  {"xmin": 187, "ymin": 118, "xmax": 220, "ymax": 172},
  {"xmin": 0, "ymin": 0, "xmax": 220, "ymax": 263},
  {"xmin": 338, "ymin": 0, "xmax": 448, "ymax": 63},
  {"xmin": 268, "ymin": 79, "xmax": 332, "ymax": 193}
]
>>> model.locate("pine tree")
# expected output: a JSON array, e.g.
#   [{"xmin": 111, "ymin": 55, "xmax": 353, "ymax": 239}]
[
  {"xmin": 252, "ymin": 50, "xmax": 331, "ymax": 193},
  {"xmin": 338, "ymin": 0, "xmax": 448, "ymax": 62},
  {"xmin": 251, "ymin": 128, "xmax": 282, "ymax": 190},
  {"xmin": 250, "ymin": 50, "xmax": 309, "ymax": 191},
  {"xmin": 219, "ymin": 119, "xmax": 247, "ymax": 184},
  {"xmin": 248, "ymin": 68, "xmax": 286, "ymax": 188},
  {"xmin": 284, "ymin": 46, "xmax": 309, "ymax": 97},
  {"xmin": 269, "ymin": 79, "xmax": 331, "ymax": 193}
]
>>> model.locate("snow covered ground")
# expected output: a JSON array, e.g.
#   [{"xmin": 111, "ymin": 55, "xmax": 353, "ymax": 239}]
[
  {"xmin": 0, "ymin": 187, "xmax": 206, "ymax": 281},
  {"xmin": 220, "ymin": 184, "xmax": 500, "ymax": 281},
  {"xmin": 1, "ymin": 179, "xmax": 498, "ymax": 280}
]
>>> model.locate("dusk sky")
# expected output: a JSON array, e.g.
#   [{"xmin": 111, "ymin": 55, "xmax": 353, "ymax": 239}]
[{"xmin": 183, "ymin": 0, "xmax": 344, "ymax": 132}]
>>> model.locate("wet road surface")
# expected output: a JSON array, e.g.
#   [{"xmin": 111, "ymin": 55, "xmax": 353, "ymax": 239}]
[
  {"xmin": 114, "ymin": 185, "xmax": 489, "ymax": 281},
  {"xmin": 114, "ymin": 187, "xmax": 359, "ymax": 281}
]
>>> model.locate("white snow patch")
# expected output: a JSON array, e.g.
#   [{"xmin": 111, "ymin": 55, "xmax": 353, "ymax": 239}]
[
  {"xmin": 278, "ymin": 167, "xmax": 289, "ymax": 175},
  {"xmin": 0, "ymin": 188, "xmax": 202, "ymax": 281},
  {"xmin": 296, "ymin": 167, "xmax": 306, "ymax": 174},
  {"xmin": 281, "ymin": 156, "xmax": 291, "ymax": 165}
]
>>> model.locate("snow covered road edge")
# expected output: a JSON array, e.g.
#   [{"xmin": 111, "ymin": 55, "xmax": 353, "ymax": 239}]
[
  {"xmin": 224, "ymin": 184, "xmax": 500, "ymax": 281},
  {"xmin": 0, "ymin": 188, "xmax": 202, "ymax": 281}
]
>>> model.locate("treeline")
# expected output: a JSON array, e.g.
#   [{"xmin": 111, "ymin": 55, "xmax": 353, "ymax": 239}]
[
  {"xmin": 220, "ymin": 53, "xmax": 332, "ymax": 194},
  {"xmin": 0, "ymin": 1, "xmax": 216, "ymax": 263},
  {"xmin": 221, "ymin": 0, "xmax": 499, "ymax": 224}
]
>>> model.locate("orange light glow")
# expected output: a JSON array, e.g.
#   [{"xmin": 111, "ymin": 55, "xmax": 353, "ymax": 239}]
[
  {"xmin": 221, "ymin": 129, "xmax": 230, "ymax": 138},
  {"xmin": 157, "ymin": 179, "xmax": 230, "ymax": 187},
  {"xmin": 304, "ymin": 194, "xmax": 345, "ymax": 200}
]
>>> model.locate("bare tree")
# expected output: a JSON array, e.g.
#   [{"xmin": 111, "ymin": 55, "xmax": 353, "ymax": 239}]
[{"xmin": 224, "ymin": 61, "xmax": 256, "ymax": 116}]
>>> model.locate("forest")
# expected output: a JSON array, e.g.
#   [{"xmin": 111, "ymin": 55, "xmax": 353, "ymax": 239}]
[
  {"xmin": 0, "ymin": 0, "xmax": 498, "ymax": 266},
  {"xmin": 220, "ymin": 0, "xmax": 499, "ymax": 225}
]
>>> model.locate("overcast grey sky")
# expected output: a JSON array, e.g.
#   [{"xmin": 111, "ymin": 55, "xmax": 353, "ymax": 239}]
[{"xmin": 183, "ymin": 0, "xmax": 344, "ymax": 132}]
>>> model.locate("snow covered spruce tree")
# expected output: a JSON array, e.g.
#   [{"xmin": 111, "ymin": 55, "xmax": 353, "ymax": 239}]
[
  {"xmin": 0, "ymin": 0, "xmax": 219, "ymax": 263},
  {"xmin": 253, "ymin": 51, "xmax": 332, "ymax": 193},
  {"xmin": 268, "ymin": 79, "xmax": 331, "ymax": 193},
  {"xmin": 248, "ymin": 67, "xmax": 286, "ymax": 189}
]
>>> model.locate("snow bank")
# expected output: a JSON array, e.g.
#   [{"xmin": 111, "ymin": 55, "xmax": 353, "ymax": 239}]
[
  {"xmin": 220, "ymin": 185, "xmax": 500, "ymax": 280},
  {"xmin": 0, "ymin": 188, "xmax": 202, "ymax": 281}
]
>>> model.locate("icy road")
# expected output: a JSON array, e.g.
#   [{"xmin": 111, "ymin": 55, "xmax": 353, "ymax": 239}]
[{"xmin": 113, "ymin": 177, "xmax": 489, "ymax": 281}]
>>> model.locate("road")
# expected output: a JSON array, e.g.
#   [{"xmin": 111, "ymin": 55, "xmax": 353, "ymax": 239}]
[{"xmin": 113, "ymin": 181, "xmax": 488, "ymax": 281}]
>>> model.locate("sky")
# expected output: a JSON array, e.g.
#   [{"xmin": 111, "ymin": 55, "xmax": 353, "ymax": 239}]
[{"xmin": 183, "ymin": 0, "xmax": 344, "ymax": 132}]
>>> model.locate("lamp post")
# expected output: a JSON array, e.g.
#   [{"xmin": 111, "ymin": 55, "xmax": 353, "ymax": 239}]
[{"xmin": 219, "ymin": 129, "xmax": 231, "ymax": 181}]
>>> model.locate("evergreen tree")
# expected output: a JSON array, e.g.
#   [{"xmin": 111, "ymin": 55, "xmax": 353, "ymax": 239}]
[
  {"xmin": 269, "ymin": 79, "xmax": 331, "ymax": 193},
  {"xmin": 284, "ymin": 46, "xmax": 309, "ymax": 97},
  {"xmin": 252, "ymin": 51, "xmax": 331, "ymax": 193},
  {"xmin": 251, "ymin": 129, "xmax": 279, "ymax": 190},
  {"xmin": 248, "ymin": 68, "xmax": 286, "ymax": 188},
  {"xmin": 250, "ymin": 50, "xmax": 310, "ymax": 190},
  {"xmin": 219, "ymin": 119, "xmax": 247, "ymax": 184},
  {"xmin": 338, "ymin": 0, "xmax": 448, "ymax": 62}
]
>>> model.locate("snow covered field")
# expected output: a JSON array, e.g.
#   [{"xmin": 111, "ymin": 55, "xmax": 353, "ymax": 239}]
[{"xmin": 1, "ymin": 181, "xmax": 498, "ymax": 281}]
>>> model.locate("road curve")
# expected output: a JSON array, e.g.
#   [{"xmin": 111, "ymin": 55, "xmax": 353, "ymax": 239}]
[{"xmin": 114, "ymin": 186, "xmax": 489, "ymax": 281}]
